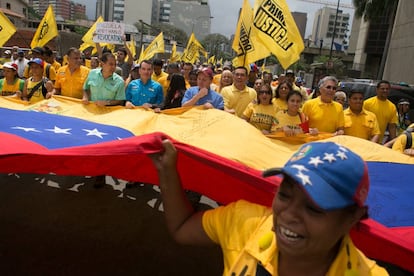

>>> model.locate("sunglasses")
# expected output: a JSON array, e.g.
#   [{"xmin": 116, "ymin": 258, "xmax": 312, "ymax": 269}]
[
  {"xmin": 324, "ymin": 85, "xmax": 337, "ymax": 90},
  {"xmin": 259, "ymin": 91, "xmax": 272, "ymax": 95}
]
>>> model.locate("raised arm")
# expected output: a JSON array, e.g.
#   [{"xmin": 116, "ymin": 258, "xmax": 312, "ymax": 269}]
[{"xmin": 150, "ymin": 139, "xmax": 213, "ymax": 245}]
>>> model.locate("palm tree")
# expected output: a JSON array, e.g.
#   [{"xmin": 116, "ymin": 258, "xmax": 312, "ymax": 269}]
[{"xmin": 352, "ymin": 0, "xmax": 399, "ymax": 79}]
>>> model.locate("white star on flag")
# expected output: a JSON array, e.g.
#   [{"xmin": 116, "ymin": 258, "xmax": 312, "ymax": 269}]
[
  {"xmin": 291, "ymin": 164, "xmax": 309, "ymax": 172},
  {"xmin": 11, "ymin": 126, "xmax": 41, "ymax": 133},
  {"xmin": 296, "ymin": 171, "xmax": 312, "ymax": 186},
  {"xmin": 308, "ymin": 156, "xmax": 324, "ymax": 167},
  {"xmin": 45, "ymin": 126, "xmax": 72, "ymax": 134},
  {"xmin": 323, "ymin": 153, "xmax": 336, "ymax": 163},
  {"xmin": 83, "ymin": 128, "xmax": 108, "ymax": 139},
  {"xmin": 336, "ymin": 151, "xmax": 348, "ymax": 160}
]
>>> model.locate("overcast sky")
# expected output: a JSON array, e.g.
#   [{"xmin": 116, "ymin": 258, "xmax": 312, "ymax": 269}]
[{"xmin": 78, "ymin": 0, "xmax": 354, "ymax": 38}]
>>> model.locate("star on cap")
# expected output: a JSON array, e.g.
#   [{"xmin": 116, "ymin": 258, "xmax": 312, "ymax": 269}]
[
  {"xmin": 336, "ymin": 150, "xmax": 348, "ymax": 160},
  {"xmin": 296, "ymin": 171, "xmax": 312, "ymax": 186},
  {"xmin": 83, "ymin": 128, "xmax": 108, "ymax": 139},
  {"xmin": 291, "ymin": 164, "xmax": 309, "ymax": 172},
  {"xmin": 308, "ymin": 156, "xmax": 324, "ymax": 167},
  {"xmin": 323, "ymin": 152, "xmax": 336, "ymax": 163}
]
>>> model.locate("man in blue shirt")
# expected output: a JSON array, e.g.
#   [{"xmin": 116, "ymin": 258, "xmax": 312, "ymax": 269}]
[
  {"xmin": 182, "ymin": 67, "xmax": 224, "ymax": 110},
  {"xmin": 125, "ymin": 60, "xmax": 163, "ymax": 109}
]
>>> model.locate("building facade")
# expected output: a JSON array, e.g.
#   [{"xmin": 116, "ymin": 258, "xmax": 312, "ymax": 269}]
[
  {"xmin": 311, "ymin": 7, "xmax": 350, "ymax": 51},
  {"xmin": 29, "ymin": 0, "xmax": 86, "ymax": 21},
  {"xmin": 0, "ymin": 0, "xmax": 28, "ymax": 28}
]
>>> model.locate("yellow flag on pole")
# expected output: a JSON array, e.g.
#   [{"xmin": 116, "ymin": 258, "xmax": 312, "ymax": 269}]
[
  {"xmin": 127, "ymin": 39, "xmax": 136, "ymax": 61},
  {"xmin": 252, "ymin": 0, "xmax": 304, "ymax": 69},
  {"xmin": 170, "ymin": 42, "xmax": 181, "ymax": 63},
  {"xmin": 138, "ymin": 45, "xmax": 145, "ymax": 63},
  {"xmin": 30, "ymin": 5, "xmax": 58, "ymax": 48},
  {"xmin": 140, "ymin": 32, "xmax": 165, "ymax": 61},
  {"xmin": 0, "ymin": 11, "xmax": 17, "ymax": 47},
  {"xmin": 232, "ymin": 0, "xmax": 270, "ymax": 68},
  {"xmin": 181, "ymin": 33, "xmax": 206, "ymax": 64},
  {"xmin": 82, "ymin": 16, "xmax": 104, "ymax": 44}
]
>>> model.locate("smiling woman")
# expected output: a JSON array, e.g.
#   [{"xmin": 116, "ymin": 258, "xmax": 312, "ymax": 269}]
[{"xmin": 150, "ymin": 140, "xmax": 389, "ymax": 275}]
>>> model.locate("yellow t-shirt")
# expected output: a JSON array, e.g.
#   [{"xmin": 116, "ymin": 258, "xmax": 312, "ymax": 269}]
[
  {"xmin": 302, "ymin": 97, "xmax": 344, "ymax": 133},
  {"xmin": 0, "ymin": 78, "xmax": 24, "ymax": 96},
  {"xmin": 157, "ymin": 75, "xmax": 170, "ymax": 97},
  {"xmin": 344, "ymin": 108, "xmax": 381, "ymax": 140},
  {"xmin": 202, "ymin": 200, "xmax": 388, "ymax": 276},
  {"xmin": 272, "ymin": 98, "xmax": 287, "ymax": 113},
  {"xmin": 364, "ymin": 96, "xmax": 398, "ymax": 142},
  {"xmin": 243, "ymin": 103, "xmax": 277, "ymax": 132},
  {"xmin": 221, "ymin": 84, "xmax": 257, "ymax": 117},
  {"xmin": 151, "ymin": 71, "xmax": 168, "ymax": 82},
  {"xmin": 392, "ymin": 132, "xmax": 414, "ymax": 153},
  {"xmin": 26, "ymin": 78, "xmax": 45, "ymax": 104},
  {"xmin": 55, "ymin": 65, "xmax": 90, "ymax": 99},
  {"xmin": 273, "ymin": 109, "xmax": 303, "ymax": 131}
]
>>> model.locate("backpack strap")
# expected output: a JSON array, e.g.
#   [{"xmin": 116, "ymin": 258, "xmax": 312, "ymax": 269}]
[
  {"xmin": 404, "ymin": 129, "xmax": 412, "ymax": 149},
  {"xmin": 45, "ymin": 64, "xmax": 51, "ymax": 79},
  {"xmin": 27, "ymin": 78, "xmax": 46, "ymax": 100}
]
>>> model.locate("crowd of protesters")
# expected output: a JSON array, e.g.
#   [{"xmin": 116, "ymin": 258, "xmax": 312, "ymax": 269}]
[{"xmin": 0, "ymin": 43, "xmax": 413, "ymax": 156}]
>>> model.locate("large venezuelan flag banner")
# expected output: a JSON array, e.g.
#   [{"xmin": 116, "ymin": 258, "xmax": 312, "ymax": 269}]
[{"xmin": 0, "ymin": 96, "xmax": 413, "ymax": 273}]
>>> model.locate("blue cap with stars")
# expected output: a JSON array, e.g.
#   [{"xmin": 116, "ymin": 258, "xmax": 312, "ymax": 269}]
[{"xmin": 263, "ymin": 141, "xmax": 369, "ymax": 211}]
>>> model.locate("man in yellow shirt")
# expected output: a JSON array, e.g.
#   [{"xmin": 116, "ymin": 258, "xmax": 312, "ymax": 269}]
[
  {"xmin": 364, "ymin": 80, "xmax": 398, "ymax": 144},
  {"xmin": 221, "ymin": 66, "xmax": 257, "ymax": 117},
  {"xmin": 151, "ymin": 59, "xmax": 167, "ymax": 82},
  {"xmin": 344, "ymin": 90, "xmax": 380, "ymax": 142},
  {"xmin": 302, "ymin": 76, "xmax": 344, "ymax": 135},
  {"xmin": 391, "ymin": 123, "xmax": 414, "ymax": 156},
  {"xmin": 54, "ymin": 48, "xmax": 90, "ymax": 99},
  {"xmin": 23, "ymin": 47, "xmax": 57, "ymax": 83},
  {"xmin": 157, "ymin": 63, "xmax": 180, "ymax": 96}
]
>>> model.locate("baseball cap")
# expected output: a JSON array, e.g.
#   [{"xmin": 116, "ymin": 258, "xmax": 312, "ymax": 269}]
[
  {"xmin": 263, "ymin": 141, "xmax": 369, "ymax": 211},
  {"xmin": 31, "ymin": 47, "xmax": 44, "ymax": 55},
  {"xmin": 131, "ymin": 63, "xmax": 140, "ymax": 70},
  {"xmin": 286, "ymin": 69, "xmax": 294, "ymax": 75},
  {"xmin": 398, "ymin": 98, "xmax": 410, "ymax": 105},
  {"xmin": 18, "ymin": 50, "xmax": 24, "ymax": 55},
  {"xmin": 28, "ymin": 58, "xmax": 44, "ymax": 68},
  {"xmin": 4, "ymin": 50, "xmax": 11, "ymax": 55},
  {"xmin": 197, "ymin": 67, "xmax": 213, "ymax": 79},
  {"xmin": 2, "ymin": 62, "xmax": 18, "ymax": 71},
  {"xmin": 249, "ymin": 63, "xmax": 258, "ymax": 73}
]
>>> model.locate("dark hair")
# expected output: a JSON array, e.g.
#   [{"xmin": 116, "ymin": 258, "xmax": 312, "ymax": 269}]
[
  {"xmin": 257, "ymin": 84, "xmax": 272, "ymax": 104},
  {"xmin": 163, "ymin": 74, "xmax": 186, "ymax": 109},
  {"xmin": 152, "ymin": 59, "xmax": 163, "ymax": 67},
  {"xmin": 275, "ymin": 81, "xmax": 293, "ymax": 99},
  {"xmin": 117, "ymin": 48, "xmax": 127, "ymax": 56},
  {"xmin": 66, "ymin": 47, "xmax": 80, "ymax": 57},
  {"xmin": 286, "ymin": 89, "xmax": 303, "ymax": 101},
  {"xmin": 377, "ymin": 80, "xmax": 390, "ymax": 88},
  {"xmin": 139, "ymin": 59, "xmax": 153, "ymax": 68},
  {"xmin": 101, "ymin": 52, "xmax": 115, "ymax": 63},
  {"xmin": 43, "ymin": 46, "xmax": 53, "ymax": 57},
  {"xmin": 348, "ymin": 89, "xmax": 364, "ymax": 98},
  {"xmin": 189, "ymin": 69, "xmax": 199, "ymax": 77},
  {"xmin": 234, "ymin": 66, "xmax": 248, "ymax": 76}
]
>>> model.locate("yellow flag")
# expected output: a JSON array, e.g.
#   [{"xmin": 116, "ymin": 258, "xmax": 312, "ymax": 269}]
[
  {"xmin": 127, "ymin": 39, "xmax": 136, "ymax": 61},
  {"xmin": 30, "ymin": 5, "xmax": 58, "ymax": 48},
  {"xmin": 0, "ymin": 11, "xmax": 17, "ymax": 47},
  {"xmin": 138, "ymin": 45, "xmax": 145, "ymax": 63},
  {"xmin": 232, "ymin": 0, "xmax": 270, "ymax": 68},
  {"xmin": 140, "ymin": 32, "xmax": 164, "ymax": 61},
  {"xmin": 170, "ymin": 42, "xmax": 181, "ymax": 63},
  {"xmin": 208, "ymin": 55, "xmax": 216, "ymax": 64},
  {"xmin": 252, "ymin": 0, "xmax": 304, "ymax": 69},
  {"xmin": 82, "ymin": 16, "xmax": 104, "ymax": 44},
  {"xmin": 181, "ymin": 33, "xmax": 207, "ymax": 64}
]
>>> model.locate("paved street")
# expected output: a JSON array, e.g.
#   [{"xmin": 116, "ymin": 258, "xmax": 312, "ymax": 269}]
[{"xmin": 0, "ymin": 174, "xmax": 222, "ymax": 275}]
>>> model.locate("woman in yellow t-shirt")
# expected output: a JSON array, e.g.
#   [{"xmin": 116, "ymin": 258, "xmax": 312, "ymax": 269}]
[
  {"xmin": 273, "ymin": 90, "xmax": 312, "ymax": 136},
  {"xmin": 21, "ymin": 58, "xmax": 55, "ymax": 103},
  {"xmin": 272, "ymin": 80, "xmax": 292, "ymax": 112},
  {"xmin": 242, "ymin": 84, "xmax": 277, "ymax": 134},
  {"xmin": 0, "ymin": 62, "xmax": 24, "ymax": 97}
]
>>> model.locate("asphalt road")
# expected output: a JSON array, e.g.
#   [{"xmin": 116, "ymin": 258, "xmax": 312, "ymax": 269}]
[{"xmin": 0, "ymin": 174, "xmax": 223, "ymax": 275}]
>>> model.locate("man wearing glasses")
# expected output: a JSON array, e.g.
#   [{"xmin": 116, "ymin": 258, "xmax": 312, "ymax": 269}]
[{"xmin": 301, "ymin": 76, "xmax": 345, "ymax": 135}]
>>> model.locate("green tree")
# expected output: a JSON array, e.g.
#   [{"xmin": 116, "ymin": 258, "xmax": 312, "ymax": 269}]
[{"xmin": 201, "ymin": 33, "xmax": 231, "ymax": 61}]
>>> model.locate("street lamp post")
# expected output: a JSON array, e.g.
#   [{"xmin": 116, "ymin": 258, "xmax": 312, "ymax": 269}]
[{"xmin": 329, "ymin": 0, "xmax": 340, "ymax": 60}]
